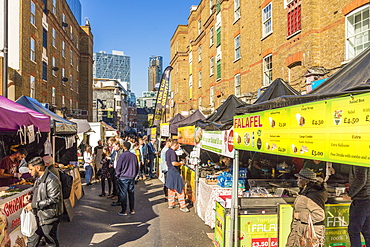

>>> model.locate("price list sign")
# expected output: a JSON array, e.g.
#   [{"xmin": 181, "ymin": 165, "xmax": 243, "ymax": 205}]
[{"xmin": 234, "ymin": 92, "xmax": 370, "ymax": 167}]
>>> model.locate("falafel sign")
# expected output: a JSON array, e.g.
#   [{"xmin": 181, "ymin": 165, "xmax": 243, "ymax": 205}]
[{"xmin": 234, "ymin": 92, "xmax": 370, "ymax": 167}]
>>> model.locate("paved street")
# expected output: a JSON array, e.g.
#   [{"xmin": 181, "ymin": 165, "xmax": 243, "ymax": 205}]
[{"xmin": 59, "ymin": 178, "xmax": 214, "ymax": 247}]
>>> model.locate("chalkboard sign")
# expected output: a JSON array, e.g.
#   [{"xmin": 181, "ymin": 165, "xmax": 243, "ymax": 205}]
[{"xmin": 63, "ymin": 198, "xmax": 74, "ymax": 221}]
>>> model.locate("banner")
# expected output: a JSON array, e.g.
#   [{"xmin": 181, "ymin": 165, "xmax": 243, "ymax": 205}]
[
  {"xmin": 160, "ymin": 123, "xmax": 170, "ymax": 137},
  {"xmin": 150, "ymin": 127, "xmax": 157, "ymax": 140},
  {"xmin": 234, "ymin": 92, "xmax": 370, "ymax": 167},
  {"xmin": 201, "ymin": 129, "xmax": 234, "ymax": 158},
  {"xmin": 153, "ymin": 66, "xmax": 173, "ymax": 127}
]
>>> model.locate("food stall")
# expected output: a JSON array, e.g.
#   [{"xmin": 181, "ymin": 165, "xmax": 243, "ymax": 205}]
[
  {"xmin": 216, "ymin": 90, "xmax": 370, "ymax": 247},
  {"xmin": 0, "ymin": 96, "xmax": 51, "ymax": 246}
]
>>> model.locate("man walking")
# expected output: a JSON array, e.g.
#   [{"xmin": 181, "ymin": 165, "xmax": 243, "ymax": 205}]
[
  {"xmin": 165, "ymin": 140, "xmax": 189, "ymax": 212},
  {"xmin": 147, "ymin": 138, "xmax": 157, "ymax": 179},
  {"xmin": 25, "ymin": 157, "xmax": 63, "ymax": 247},
  {"xmin": 160, "ymin": 139, "xmax": 171, "ymax": 201},
  {"xmin": 116, "ymin": 142, "xmax": 138, "ymax": 216},
  {"xmin": 345, "ymin": 165, "xmax": 370, "ymax": 247},
  {"xmin": 110, "ymin": 141, "xmax": 123, "ymax": 205},
  {"xmin": 42, "ymin": 156, "xmax": 60, "ymax": 180}
]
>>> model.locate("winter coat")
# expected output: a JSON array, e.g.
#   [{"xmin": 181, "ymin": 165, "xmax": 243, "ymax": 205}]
[
  {"xmin": 286, "ymin": 182, "xmax": 328, "ymax": 247},
  {"xmin": 31, "ymin": 170, "xmax": 63, "ymax": 226}
]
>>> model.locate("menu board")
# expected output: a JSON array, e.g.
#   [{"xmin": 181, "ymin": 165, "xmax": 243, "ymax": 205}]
[{"xmin": 234, "ymin": 92, "xmax": 370, "ymax": 167}]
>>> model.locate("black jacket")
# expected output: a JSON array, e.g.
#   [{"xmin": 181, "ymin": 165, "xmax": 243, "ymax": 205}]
[
  {"xmin": 349, "ymin": 166, "xmax": 370, "ymax": 200},
  {"xmin": 31, "ymin": 169, "xmax": 63, "ymax": 225}
]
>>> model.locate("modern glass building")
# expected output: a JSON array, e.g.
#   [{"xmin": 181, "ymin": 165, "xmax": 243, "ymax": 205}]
[
  {"xmin": 93, "ymin": 50, "xmax": 131, "ymax": 90},
  {"xmin": 66, "ymin": 0, "xmax": 82, "ymax": 25},
  {"xmin": 148, "ymin": 56, "xmax": 163, "ymax": 91}
]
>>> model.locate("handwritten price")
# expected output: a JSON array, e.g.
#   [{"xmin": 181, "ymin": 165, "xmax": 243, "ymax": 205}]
[
  {"xmin": 312, "ymin": 150, "xmax": 324, "ymax": 156},
  {"xmin": 343, "ymin": 117, "xmax": 359, "ymax": 124},
  {"xmin": 279, "ymin": 123, "xmax": 286, "ymax": 127},
  {"xmin": 312, "ymin": 120, "xmax": 324, "ymax": 125}
]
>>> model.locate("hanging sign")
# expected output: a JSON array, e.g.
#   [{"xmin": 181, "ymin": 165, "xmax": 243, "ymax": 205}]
[
  {"xmin": 201, "ymin": 128, "xmax": 234, "ymax": 158},
  {"xmin": 160, "ymin": 123, "xmax": 170, "ymax": 137}
]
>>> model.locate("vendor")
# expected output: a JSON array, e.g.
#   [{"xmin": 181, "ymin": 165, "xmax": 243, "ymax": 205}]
[
  {"xmin": 215, "ymin": 156, "xmax": 232, "ymax": 173},
  {"xmin": 303, "ymin": 159, "xmax": 335, "ymax": 178},
  {"xmin": 249, "ymin": 152, "xmax": 262, "ymax": 178},
  {"xmin": 0, "ymin": 148, "xmax": 28, "ymax": 186}
]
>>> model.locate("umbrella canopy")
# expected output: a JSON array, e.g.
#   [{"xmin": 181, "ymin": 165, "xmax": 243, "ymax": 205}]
[
  {"xmin": 0, "ymin": 96, "xmax": 50, "ymax": 132},
  {"xmin": 69, "ymin": 118, "xmax": 92, "ymax": 134},
  {"xmin": 254, "ymin": 78, "xmax": 300, "ymax": 104},
  {"xmin": 16, "ymin": 96, "xmax": 77, "ymax": 135},
  {"xmin": 170, "ymin": 110, "xmax": 206, "ymax": 134},
  {"xmin": 169, "ymin": 113, "xmax": 185, "ymax": 123}
]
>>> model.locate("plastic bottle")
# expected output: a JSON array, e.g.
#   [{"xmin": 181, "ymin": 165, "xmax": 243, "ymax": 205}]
[{"xmin": 252, "ymin": 132, "xmax": 255, "ymax": 147}]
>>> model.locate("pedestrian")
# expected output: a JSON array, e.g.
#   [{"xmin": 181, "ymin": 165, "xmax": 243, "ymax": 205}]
[
  {"xmin": 0, "ymin": 148, "xmax": 27, "ymax": 186},
  {"xmin": 160, "ymin": 139, "xmax": 171, "ymax": 201},
  {"xmin": 286, "ymin": 168, "xmax": 327, "ymax": 247},
  {"xmin": 99, "ymin": 146, "xmax": 112, "ymax": 197},
  {"xmin": 25, "ymin": 157, "xmax": 63, "ymax": 247},
  {"xmin": 147, "ymin": 138, "xmax": 158, "ymax": 179},
  {"xmin": 165, "ymin": 140, "xmax": 189, "ymax": 213},
  {"xmin": 344, "ymin": 165, "xmax": 370, "ymax": 247},
  {"xmin": 138, "ymin": 138, "xmax": 148, "ymax": 180},
  {"xmin": 42, "ymin": 156, "xmax": 60, "ymax": 180},
  {"xmin": 110, "ymin": 141, "xmax": 123, "ymax": 205},
  {"xmin": 93, "ymin": 140, "xmax": 104, "ymax": 179},
  {"xmin": 116, "ymin": 142, "xmax": 139, "ymax": 216},
  {"xmin": 303, "ymin": 159, "xmax": 335, "ymax": 178},
  {"xmin": 83, "ymin": 146, "xmax": 93, "ymax": 186}
]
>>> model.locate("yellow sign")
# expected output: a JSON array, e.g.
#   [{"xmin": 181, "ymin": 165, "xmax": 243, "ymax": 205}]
[
  {"xmin": 150, "ymin": 127, "xmax": 157, "ymax": 140},
  {"xmin": 234, "ymin": 92, "xmax": 370, "ymax": 167},
  {"xmin": 178, "ymin": 126, "xmax": 196, "ymax": 145}
]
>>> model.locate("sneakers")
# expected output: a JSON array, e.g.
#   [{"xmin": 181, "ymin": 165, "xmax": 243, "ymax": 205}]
[
  {"xmin": 180, "ymin": 207, "xmax": 190, "ymax": 213},
  {"xmin": 130, "ymin": 211, "xmax": 136, "ymax": 215},
  {"xmin": 111, "ymin": 202, "xmax": 121, "ymax": 206},
  {"xmin": 168, "ymin": 206, "xmax": 175, "ymax": 209},
  {"xmin": 118, "ymin": 212, "xmax": 128, "ymax": 216}
]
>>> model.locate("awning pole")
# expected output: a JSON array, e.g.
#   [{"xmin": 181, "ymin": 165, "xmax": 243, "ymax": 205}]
[{"xmin": 229, "ymin": 149, "xmax": 239, "ymax": 247}]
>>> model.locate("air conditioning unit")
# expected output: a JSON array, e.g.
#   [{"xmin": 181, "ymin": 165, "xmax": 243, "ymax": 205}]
[{"xmin": 71, "ymin": 109, "xmax": 81, "ymax": 115}]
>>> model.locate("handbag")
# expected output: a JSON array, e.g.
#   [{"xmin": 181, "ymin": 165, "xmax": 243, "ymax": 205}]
[
  {"xmin": 300, "ymin": 214, "xmax": 320, "ymax": 247},
  {"xmin": 96, "ymin": 168, "xmax": 102, "ymax": 177},
  {"xmin": 20, "ymin": 208, "xmax": 37, "ymax": 237}
]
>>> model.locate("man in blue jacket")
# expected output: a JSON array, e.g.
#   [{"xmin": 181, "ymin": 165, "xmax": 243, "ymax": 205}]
[{"xmin": 116, "ymin": 142, "xmax": 139, "ymax": 216}]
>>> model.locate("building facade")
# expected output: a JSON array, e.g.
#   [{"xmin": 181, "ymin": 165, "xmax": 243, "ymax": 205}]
[
  {"xmin": 93, "ymin": 50, "xmax": 131, "ymax": 90},
  {"xmin": 170, "ymin": 0, "xmax": 370, "ymax": 117},
  {"xmin": 148, "ymin": 56, "xmax": 163, "ymax": 91},
  {"xmin": 0, "ymin": 0, "xmax": 93, "ymax": 120}
]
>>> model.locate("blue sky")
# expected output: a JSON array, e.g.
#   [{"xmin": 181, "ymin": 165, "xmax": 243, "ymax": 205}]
[{"xmin": 79, "ymin": 0, "xmax": 200, "ymax": 97}]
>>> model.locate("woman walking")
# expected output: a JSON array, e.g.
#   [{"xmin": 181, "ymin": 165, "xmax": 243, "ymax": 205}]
[
  {"xmin": 286, "ymin": 168, "xmax": 328, "ymax": 247},
  {"xmin": 99, "ymin": 146, "xmax": 112, "ymax": 196},
  {"xmin": 83, "ymin": 146, "xmax": 93, "ymax": 186}
]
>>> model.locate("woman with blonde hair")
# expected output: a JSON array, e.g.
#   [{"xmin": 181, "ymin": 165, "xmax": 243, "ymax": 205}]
[{"xmin": 83, "ymin": 146, "xmax": 93, "ymax": 186}]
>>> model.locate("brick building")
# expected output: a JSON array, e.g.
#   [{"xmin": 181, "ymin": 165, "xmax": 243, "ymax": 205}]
[
  {"xmin": 170, "ymin": 0, "xmax": 370, "ymax": 117},
  {"xmin": 0, "ymin": 0, "xmax": 93, "ymax": 120}
]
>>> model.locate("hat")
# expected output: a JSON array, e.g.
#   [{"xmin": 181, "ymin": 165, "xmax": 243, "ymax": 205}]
[{"xmin": 295, "ymin": 168, "xmax": 318, "ymax": 181}]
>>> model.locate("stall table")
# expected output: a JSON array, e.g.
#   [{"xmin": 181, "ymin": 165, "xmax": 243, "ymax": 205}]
[{"xmin": 197, "ymin": 178, "xmax": 232, "ymax": 228}]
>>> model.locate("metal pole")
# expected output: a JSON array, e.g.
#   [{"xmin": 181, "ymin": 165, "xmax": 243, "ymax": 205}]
[
  {"xmin": 229, "ymin": 149, "xmax": 240, "ymax": 247},
  {"xmin": 2, "ymin": 0, "xmax": 8, "ymax": 98}
]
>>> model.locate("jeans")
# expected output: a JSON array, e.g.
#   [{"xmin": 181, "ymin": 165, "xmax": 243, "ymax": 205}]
[
  {"xmin": 148, "ymin": 157, "xmax": 155, "ymax": 178},
  {"xmin": 117, "ymin": 178, "xmax": 135, "ymax": 213},
  {"xmin": 27, "ymin": 220, "xmax": 59, "ymax": 247},
  {"xmin": 85, "ymin": 165, "xmax": 92, "ymax": 184},
  {"xmin": 348, "ymin": 199, "xmax": 370, "ymax": 247}
]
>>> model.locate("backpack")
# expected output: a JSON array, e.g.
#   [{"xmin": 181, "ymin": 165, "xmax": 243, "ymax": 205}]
[{"xmin": 59, "ymin": 170, "xmax": 73, "ymax": 199}]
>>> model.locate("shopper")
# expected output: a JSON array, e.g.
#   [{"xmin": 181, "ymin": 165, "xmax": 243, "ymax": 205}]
[
  {"xmin": 138, "ymin": 138, "xmax": 148, "ymax": 180},
  {"xmin": 0, "ymin": 148, "xmax": 27, "ymax": 186},
  {"xmin": 25, "ymin": 157, "xmax": 63, "ymax": 247},
  {"xmin": 165, "ymin": 140, "xmax": 189, "ymax": 213},
  {"xmin": 286, "ymin": 168, "xmax": 327, "ymax": 247},
  {"xmin": 42, "ymin": 156, "xmax": 60, "ymax": 180},
  {"xmin": 116, "ymin": 142, "xmax": 139, "ymax": 216},
  {"xmin": 147, "ymin": 138, "xmax": 158, "ymax": 179},
  {"xmin": 93, "ymin": 140, "xmax": 104, "ymax": 179},
  {"xmin": 99, "ymin": 146, "xmax": 112, "ymax": 197},
  {"xmin": 83, "ymin": 146, "xmax": 93, "ymax": 186},
  {"xmin": 160, "ymin": 139, "xmax": 171, "ymax": 200},
  {"xmin": 345, "ymin": 165, "xmax": 370, "ymax": 247},
  {"xmin": 303, "ymin": 159, "xmax": 335, "ymax": 178},
  {"xmin": 110, "ymin": 141, "xmax": 123, "ymax": 205}
]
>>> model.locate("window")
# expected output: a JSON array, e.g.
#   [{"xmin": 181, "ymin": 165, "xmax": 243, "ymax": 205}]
[
  {"xmin": 287, "ymin": 0, "xmax": 301, "ymax": 36},
  {"xmin": 263, "ymin": 3, "xmax": 272, "ymax": 37},
  {"xmin": 198, "ymin": 97, "xmax": 202, "ymax": 108},
  {"xmin": 198, "ymin": 70, "xmax": 202, "ymax": 88},
  {"xmin": 70, "ymin": 99, "xmax": 72, "ymax": 109},
  {"xmin": 210, "ymin": 57, "xmax": 215, "ymax": 76},
  {"xmin": 235, "ymin": 73, "xmax": 241, "ymax": 96},
  {"xmin": 42, "ymin": 61, "xmax": 47, "ymax": 81},
  {"xmin": 216, "ymin": 60, "xmax": 221, "ymax": 80},
  {"xmin": 30, "ymin": 1, "xmax": 36, "ymax": 25},
  {"xmin": 43, "ymin": 28, "xmax": 47, "ymax": 48},
  {"xmin": 210, "ymin": 0, "xmax": 214, "ymax": 15},
  {"xmin": 62, "ymin": 41, "xmax": 65, "ymax": 57},
  {"xmin": 76, "ymin": 79, "xmax": 79, "ymax": 93},
  {"xmin": 210, "ymin": 27, "xmax": 214, "ymax": 46},
  {"xmin": 76, "ymin": 101, "xmax": 78, "ymax": 109},
  {"xmin": 189, "ymin": 74, "xmax": 193, "ymax": 88},
  {"xmin": 198, "ymin": 45, "xmax": 202, "ymax": 62},
  {"xmin": 70, "ymin": 50, "xmax": 73, "ymax": 65},
  {"xmin": 189, "ymin": 50, "xmax": 192, "ymax": 63},
  {"xmin": 216, "ymin": 27, "xmax": 221, "ymax": 47},
  {"xmin": 52, "ymin": 87, "xmax": 56, "ymax": 105},
  {"xmin": 234, "ymin": 35, "xmax": 241, "ymax": 60},
  {"xmin": 346, "ymin": 6, "xmax": 370, "ymax": 60},
  {"xmin": 70, "ymin": 74, "xmax": 73, "ymax": 89},
  {"xmin": 76, "ymin": 58, "xmax": 79, "ymax": 71},
  {"xmin": 30, "ymin": 37, "xmax": 36, "ymax": 62},
  {"xmin": 52, "ymin": 57, "xmax": 56, "ymax": 76},
  {"xmin": 30, "ymin": 75, "xmax": 35, "ymax": 98},
  {"xmin": 62, "ymin": 95, "xmax": 65, "ymax": 106},
  {"xmin": 210, "ymin": 86, "xmax": 214, "ymax": 106},
  {"xmin": 52, "ymin": 0, "xmax": 56, "ymax": 14},
  {"xmin": 62, "ymin": 68, "xmax": 66, "ymax": 85},
  {"xmin": 263, "ymin": 54, "xmax": 272, "ymax": 86},
  {"xmin": 198, "ymin": 19, "xmax": 202, "ymax": 35},
  {"xmin": 52, "ymin": 28, "xmax": 56, "ymax": 47},
  {"xmin": 70, "ymin": 26, "xmax": 73, "ymax": 40},
  {"xmin": 62, "ymin": 13, "xmax": 66, "ymax": 29},
  {"xmin": 234, "ymin": 0, "xmax": 240, "ymax": 21}
]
